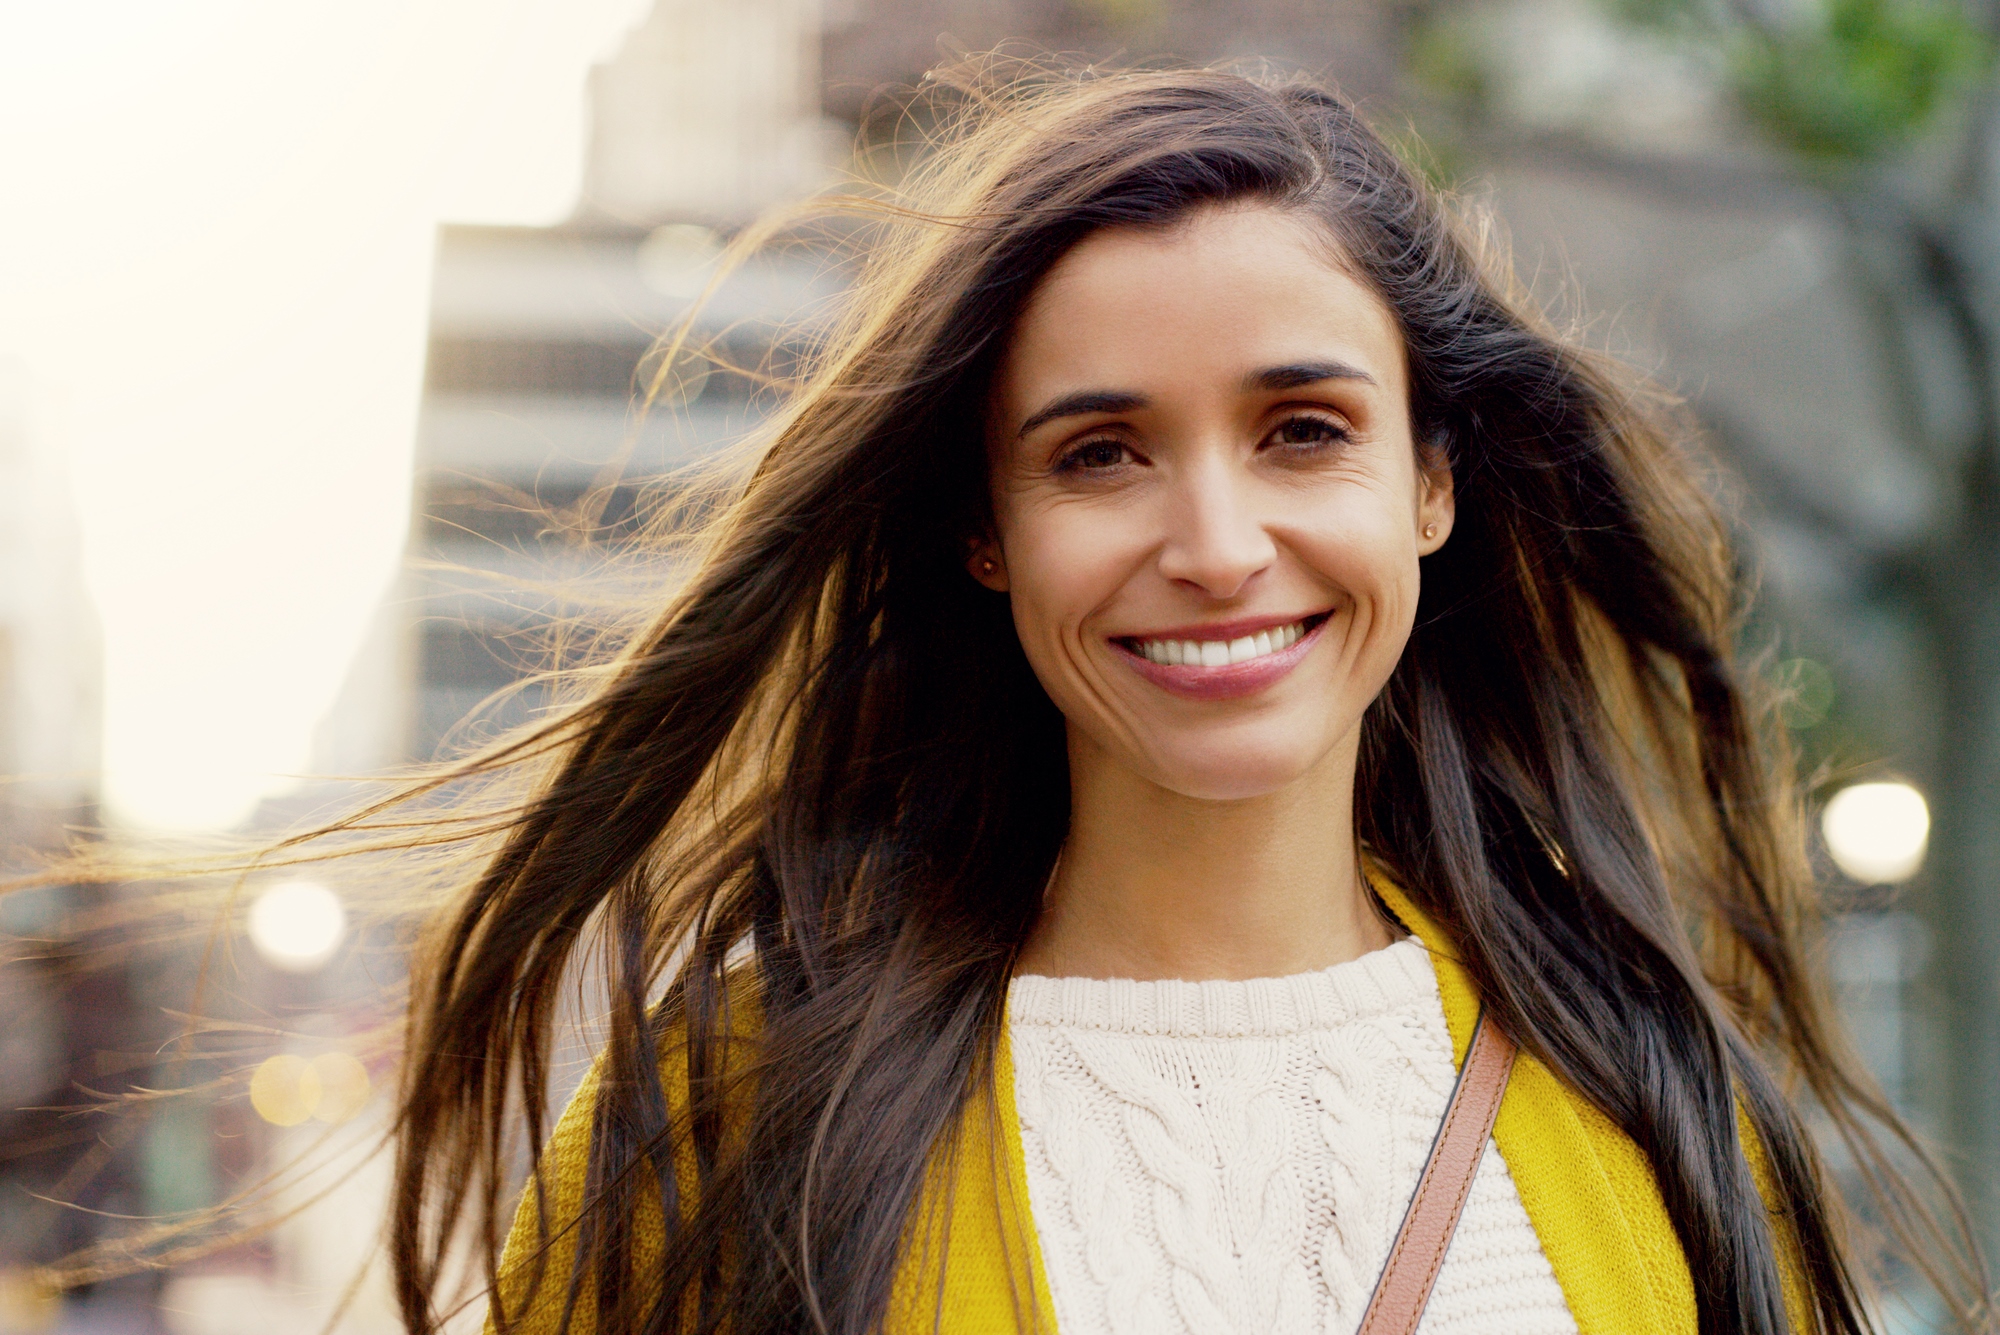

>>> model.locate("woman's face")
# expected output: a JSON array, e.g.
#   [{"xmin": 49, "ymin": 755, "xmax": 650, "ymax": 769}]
[{"xmin": 978, "ymin": 203, "xmax": 1453, "ymax": 802}]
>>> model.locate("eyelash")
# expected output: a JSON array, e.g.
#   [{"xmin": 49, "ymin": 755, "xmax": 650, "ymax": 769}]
[
  {"xmin": 1051, "ymin": 412, "xmax": 1351, "ymax": 474},
  {"xmin": 1053, "ymin": 437, "xmax": 1134, "ymax": 474},
  {"xmin": 1266, "ymin": 413, "xmax": 1351, "ymax": 453}
]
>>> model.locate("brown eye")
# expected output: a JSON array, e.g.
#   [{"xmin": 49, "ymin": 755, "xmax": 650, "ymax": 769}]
[
  {"xmin": 1057, "ymin": 438, "xmax": 1132, "ymax": 473},
  {"xmin": 1267, "ymin": 415, "xmax": 1349, "ymax": 451}
]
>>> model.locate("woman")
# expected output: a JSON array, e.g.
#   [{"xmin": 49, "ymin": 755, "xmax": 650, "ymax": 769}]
[{"xmin": 393, "ymin": 66, "xmax": 1980, "ymax": 1335}]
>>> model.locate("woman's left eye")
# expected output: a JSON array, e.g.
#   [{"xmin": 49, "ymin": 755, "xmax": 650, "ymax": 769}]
[{"xmin": 1265, "ymin": 415, "xmax": 1350, "ymax": 451}]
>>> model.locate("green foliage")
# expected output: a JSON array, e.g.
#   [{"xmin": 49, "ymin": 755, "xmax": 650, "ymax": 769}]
[
  {"xmin": 1378, "ymin": 118, "xmax": 1471, "ymax": 192},
  {"xmin": 1406, "ymin": 13, "xmax": 1492, "ymax": 108},
  {"xmin": 1621, "ymin": 0, "xmax": 1991, "ymax": 164},
  {"xmin": 1603, "ymin": 0, "xmax": 1729, "ymax": 35},
  {"xmin": 1776, "ymin": 655, "xmax": 1837, "ymax": 730},
  {"xmin": 1075, "ymin": 0, "xmax": 1165, "ymax": 27},
  {"xmin": 1736, "ymin": 0, "xmax": 1991, "ymax": 162}
]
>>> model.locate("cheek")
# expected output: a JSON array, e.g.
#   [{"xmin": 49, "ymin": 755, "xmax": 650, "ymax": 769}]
[
  {"xmin": 1000, "ymin": 499, "xmax": 1140, "ymax": 636},
  {"xmin": 1295, "ymin": 496, "xmax": 1422, "ymax": 625}
]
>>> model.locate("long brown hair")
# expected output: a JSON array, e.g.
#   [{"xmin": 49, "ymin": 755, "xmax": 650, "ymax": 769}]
[{"xmin": 367, "ymin": 63, "xmax": 1987, "ymax": 1335}]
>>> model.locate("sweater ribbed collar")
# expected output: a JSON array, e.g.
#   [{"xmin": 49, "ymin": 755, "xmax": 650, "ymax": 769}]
[{"xmin": 1006, "ymin": 934, "xmax": 1436, "ymax": 1038}]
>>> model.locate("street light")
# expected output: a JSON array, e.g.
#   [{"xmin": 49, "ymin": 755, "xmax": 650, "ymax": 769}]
[
  {"xmin": 246, "ymin": 880, "xmax": 346, "ymax": 973},
  {"xmin": 1821, "ymin": 781, "xmax": 1930, "ymax": 885},
  {"xmin": 248, "ymin": 1050, "xmax": 371, "ymax": 1126}
]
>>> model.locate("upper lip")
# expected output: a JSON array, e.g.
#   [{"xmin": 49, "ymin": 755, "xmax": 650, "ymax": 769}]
[{"xmin": 1113, "ymin": 611, "xmax": 1330, "ymax": 643}]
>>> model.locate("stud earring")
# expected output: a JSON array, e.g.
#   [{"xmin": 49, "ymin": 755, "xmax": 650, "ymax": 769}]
[
  {"xmin": 1423, "ymin": 523, "xmax": 1437, "ymax": 539},
  {"xmin": 980, "ymin": 557, "xmax": 997, "ymax": 575}
]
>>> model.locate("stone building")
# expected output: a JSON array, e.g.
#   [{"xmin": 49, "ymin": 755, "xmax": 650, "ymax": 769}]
[{"xmin": 0, "ymin": 361, "xmax": 110, "ymax": 1278}]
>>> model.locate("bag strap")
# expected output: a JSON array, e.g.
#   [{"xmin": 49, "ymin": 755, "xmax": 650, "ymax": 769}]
[{"xmin": 1356, "ymin": 1009, "xmax": 1518, "ymax": 1335}]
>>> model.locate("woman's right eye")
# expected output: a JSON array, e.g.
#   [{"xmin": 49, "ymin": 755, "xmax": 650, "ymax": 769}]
[{"xmin": 1055, "ymin": 438, "xmax": 1132, "ymax": 474}]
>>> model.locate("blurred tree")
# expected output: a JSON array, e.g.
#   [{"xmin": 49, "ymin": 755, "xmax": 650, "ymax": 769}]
[
  {"xmin": 1406, "ymin": 0, "xmax": 2000, "ymax": 1266},
  {"xmin": 1612, "ymin": 0, "xmax": 1985, "ymax": 162}
]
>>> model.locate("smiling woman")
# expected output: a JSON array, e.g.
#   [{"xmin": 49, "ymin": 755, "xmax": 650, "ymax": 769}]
[
  {"xmin": 341, "ymin": 61, "xmax": 1989, "ymax": 1335},
  {"xmin": 976, "ymin": 208, "xmax": 1443, "ymax": 980}
]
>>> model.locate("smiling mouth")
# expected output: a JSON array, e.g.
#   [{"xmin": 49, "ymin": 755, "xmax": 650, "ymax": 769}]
[{"xmin": 1119, "ymin": 613, "xmax": 1331, "ymax": 668}]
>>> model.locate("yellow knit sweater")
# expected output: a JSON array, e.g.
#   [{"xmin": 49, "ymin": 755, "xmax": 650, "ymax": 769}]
[{"xmin": 489, "ymin": 878, "xmax": 1808, "ymax": 1333}]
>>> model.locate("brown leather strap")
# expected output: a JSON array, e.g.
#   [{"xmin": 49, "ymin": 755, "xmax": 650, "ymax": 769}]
[{"xmin": 1355, "ymin": 1010, "xmax": 1517, "ymax": 1335}]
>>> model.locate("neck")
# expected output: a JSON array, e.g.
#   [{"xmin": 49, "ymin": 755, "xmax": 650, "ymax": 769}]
[{"xmin": 1015, "ymin": 729, "xmax": 1395, "ymax": 981}]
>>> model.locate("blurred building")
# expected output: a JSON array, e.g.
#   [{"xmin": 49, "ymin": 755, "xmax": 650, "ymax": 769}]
[
  {"xmin": 311, "ymin": 0, "xmax": 843, "ymax": 776},
  {"xmin": 0, "ymin": 363, "xmax": 99, "ymax": 857},
  {"xmin": 395, "ymin": 219, "xmax": 836, "ymax": 762},
  {"xmin": 0, "ymin": 362, "xmax": 116, "ymax": 1284},
  {"xmin": 585, "ymin": 0, "xmax": 844, "ymax": 224}
]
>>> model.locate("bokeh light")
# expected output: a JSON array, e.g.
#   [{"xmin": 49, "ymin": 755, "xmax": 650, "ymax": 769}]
[
  {"xmin": 637, "ymin": 222, "xmax": 722, "ymax": 298},
  {"xmin": 308, "ymin": 1052, "xmax": 372, "ymax": 1123},
  {"xmin": 0, "ymin": 1266, "xmax": 59, "ymax": 1333},
  {"xmin": 249, "ymin": 1054, "xmax": 320, "ymax": 1127},
  {"xmin": 248, "ymin": 1051, "xmax": 371, "ymax": 1126},
  {"xmin": 246, "ymin": 881, "xmax": 347, "ymax": 972},
  {"xmin": 1822, "ymin": 781, "xmax": 1931, "ymax": 885}
]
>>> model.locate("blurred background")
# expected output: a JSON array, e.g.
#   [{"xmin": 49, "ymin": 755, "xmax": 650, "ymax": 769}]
[{"xmin": 0, "ymin": 0, "xmax": 1994, "ymax": 1330}]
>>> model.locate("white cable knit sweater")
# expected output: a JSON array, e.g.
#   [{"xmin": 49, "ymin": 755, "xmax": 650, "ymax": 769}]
[{"xmin": 1006, "ymin": 936, "xmax": 1579, "ymax": 1335}]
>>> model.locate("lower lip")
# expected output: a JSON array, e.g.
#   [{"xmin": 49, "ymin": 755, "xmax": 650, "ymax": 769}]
[{"xmin": 1112, "ymin": 618, "xmax": 1328, "ymax": 701}]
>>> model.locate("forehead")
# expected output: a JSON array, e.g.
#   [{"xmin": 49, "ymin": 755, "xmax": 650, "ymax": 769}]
[{"xmin": 996, "ymin": 204, "xmax": 1407, "ymax": 413}]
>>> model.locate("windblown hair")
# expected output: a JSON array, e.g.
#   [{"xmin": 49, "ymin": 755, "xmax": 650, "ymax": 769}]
[{"xmin": 382, "ymin": 63, "xmax": 1983, "ymax": 1335}]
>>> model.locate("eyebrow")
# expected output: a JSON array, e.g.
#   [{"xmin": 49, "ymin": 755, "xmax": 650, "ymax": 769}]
[
  {"xmin": 1016, "ymin": 390, "xmax": 1148, "ymax": 439},
  {"xmin": 1014, "ymin": 361, "xmax": 1377, "ymax": 439},
  {"xmin": 1245, "ymin": 360, "xmax": 1377, "ymax": 391}
]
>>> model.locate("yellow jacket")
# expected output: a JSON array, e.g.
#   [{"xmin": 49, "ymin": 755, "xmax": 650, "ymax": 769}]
[{"xmin": 493, "ymin": 878, "xmax": 1807, "ymax": 1333}]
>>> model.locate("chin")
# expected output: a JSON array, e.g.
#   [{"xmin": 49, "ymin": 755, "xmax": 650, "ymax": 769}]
[{"xmin": 1139, "ymin": 732, "xmax": 1332, "ymax": 803}]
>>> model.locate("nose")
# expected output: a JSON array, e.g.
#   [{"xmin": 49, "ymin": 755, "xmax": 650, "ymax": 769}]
[{"xmin": 1155, "ymin": 456, "xmax": 1277, "ymax": 600}]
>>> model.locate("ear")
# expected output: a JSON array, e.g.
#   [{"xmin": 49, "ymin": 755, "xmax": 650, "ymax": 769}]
[
  {"xmin": 966, "ymin": 537, "xmax": 1010, "ymax": 591},
  {"xmin": 1416, "ymin": 448, "xmax": 1456, "ymax": 557}
]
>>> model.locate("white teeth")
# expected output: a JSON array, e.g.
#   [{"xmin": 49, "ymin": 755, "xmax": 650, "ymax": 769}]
[{"xmin": 1132, "ymin": 619, "xmax": 1312, "ymax": 667}]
